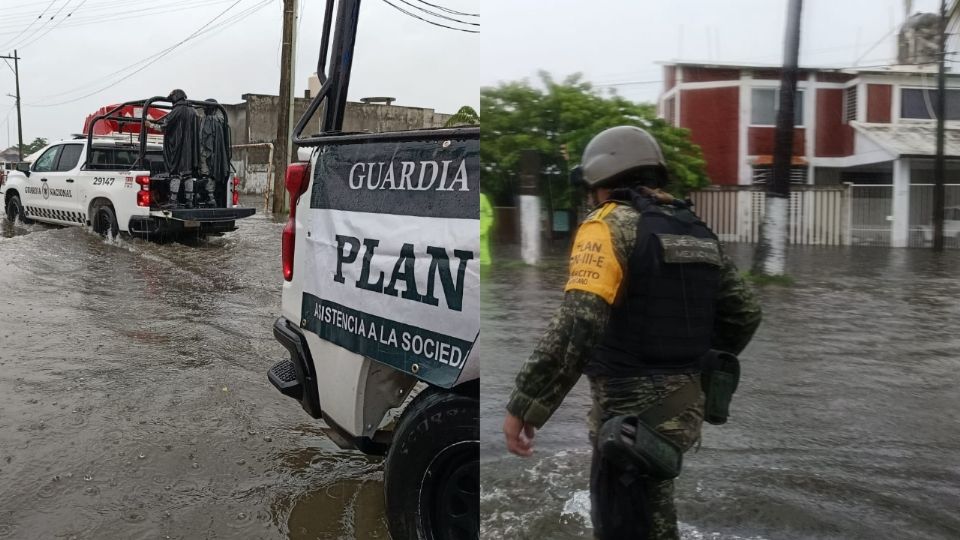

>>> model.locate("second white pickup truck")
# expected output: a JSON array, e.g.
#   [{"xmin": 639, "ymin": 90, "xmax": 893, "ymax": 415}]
[{"xmin": 1, "ymin": 98, "xmax": 255, "ymax": 238}]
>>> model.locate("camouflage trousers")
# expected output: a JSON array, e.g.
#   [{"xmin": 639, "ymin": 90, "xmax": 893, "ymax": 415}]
[{"xmin": 587, "ymin": 373, "xmax": 704, "ymax": 540}]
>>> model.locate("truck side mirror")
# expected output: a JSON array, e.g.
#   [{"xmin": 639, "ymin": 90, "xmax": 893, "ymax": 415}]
[{"xmin": 15, "ymin": 162, "xmax": 30, "ymax": 176}]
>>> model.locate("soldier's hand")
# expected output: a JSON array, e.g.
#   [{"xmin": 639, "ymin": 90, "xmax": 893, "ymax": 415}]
[{"xmin": 503, "ymin": 413, "xmax": 536, "ymax": 457}]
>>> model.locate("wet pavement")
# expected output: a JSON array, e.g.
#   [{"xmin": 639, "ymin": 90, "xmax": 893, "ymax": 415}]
[
  {"xmin": 0, "ymin": 215, "xmax": 388, "ymax": 539},
  {"xmin": 480, "ymin": 242, "xmax": 960, "ymax": 540}
]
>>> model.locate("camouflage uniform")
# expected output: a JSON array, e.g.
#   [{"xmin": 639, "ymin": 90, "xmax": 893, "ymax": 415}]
[{"xmin": 506, "ymin": 195, "xmax": 762, "ymax": 540}]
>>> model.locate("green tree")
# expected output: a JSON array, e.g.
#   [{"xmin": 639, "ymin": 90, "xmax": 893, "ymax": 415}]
[
  {"xmin": 444, "ymin": 105, "xmax": 480, "ymax": 127},
  {"xmin": 19, "ymin": 137, "xmax": 48, "ymax": 156},
  {"xmin": 481, "ymin": 72, "xmax": 708, "ymax": 207}
]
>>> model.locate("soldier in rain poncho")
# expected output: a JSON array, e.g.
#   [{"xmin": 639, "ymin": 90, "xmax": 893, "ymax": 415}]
[
  {"xmin": 198, "ymin": 98, "xmax": 231, "ymax": 207},
  {"xmin": 153, "ymin": 89, "xmax": 199, "ymax": 208}
]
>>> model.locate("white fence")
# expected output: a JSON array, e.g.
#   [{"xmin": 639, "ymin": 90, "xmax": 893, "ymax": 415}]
[
  {"xmin": 690, "ymin": 184, "xmax": 960, "ymax": 248},
  {"xmin": 690, "ymin": 185, "xmax": 848, "ymax": 245}
]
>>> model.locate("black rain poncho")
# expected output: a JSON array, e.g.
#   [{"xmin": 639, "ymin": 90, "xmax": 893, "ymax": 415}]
[
  {"xmin": 159, "ymin": 100, "xmax": 199, "ymax": 176},
  {"xmin": 200, "ymin": 109, "xmax": 231, "ymax": 182}
]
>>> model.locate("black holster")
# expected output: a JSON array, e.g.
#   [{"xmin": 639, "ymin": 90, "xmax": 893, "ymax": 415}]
[
  {"xmin": 700, "ymin": 349, "xmax": 740, "ymax": 425},
  {"xmin": 591, "ymin": 446, "xmax": 652, "ymax": 539}
]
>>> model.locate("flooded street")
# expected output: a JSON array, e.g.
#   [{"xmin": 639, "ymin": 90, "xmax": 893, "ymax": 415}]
[
  {"xmin": 481, "ymin": 243, "xmax": 960, "ymax": 539},
  {"xmin": 0, "ymin": 215, "xmax": 388, "ymax": 539}
]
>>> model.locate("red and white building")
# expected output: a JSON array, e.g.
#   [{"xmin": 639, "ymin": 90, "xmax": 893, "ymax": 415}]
[{"xmin": 658, "ymin": 60, "xmax": 960, "ymax": 247}]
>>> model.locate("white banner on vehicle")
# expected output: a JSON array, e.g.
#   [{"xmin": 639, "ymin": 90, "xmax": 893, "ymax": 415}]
[{"xmin": 299, "ymin": 136, "xmax": 479, "ymax": 388}]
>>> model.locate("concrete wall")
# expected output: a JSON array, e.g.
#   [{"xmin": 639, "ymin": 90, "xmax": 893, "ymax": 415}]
[
  {"xmin": 224, "ymin": 94, "xmax": 452, "ymax": 199},
  {"xmin": 224, "ymin": 93, "xmax": 451, "ymax": 145}
]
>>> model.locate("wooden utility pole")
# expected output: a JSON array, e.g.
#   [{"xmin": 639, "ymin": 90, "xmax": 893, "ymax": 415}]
[
  {"xmin": 753, "ymin": 0, "xmax": 803, "ymax": 275},
  {"xmin": 1, "ymin": 50, "xmax": 23, "ymax": 161},
  {"xmin": 272, "ymin": 0, "xmax": 298, "ymax": 215},
  {"xmin": 933, "ymin": 0, "xmax": 947, "ymax": 252}
]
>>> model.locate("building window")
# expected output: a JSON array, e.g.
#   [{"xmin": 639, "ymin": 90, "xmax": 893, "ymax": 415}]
[
  {"xmin": 843, "ymin": 86, "xmax": 857, "ymax": 123},
  {"xmin": 752, "ymin": 165, "xmax": 808, "ymax": 185},
  {"xmin": 900, "ymin": 88, "xmax": 960, "ymax": 120},
  {"xmin": 751, "ymin": 88, "xmax": 804, "ymax": 126}
]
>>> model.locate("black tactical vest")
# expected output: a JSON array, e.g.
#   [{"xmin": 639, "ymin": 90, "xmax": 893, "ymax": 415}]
[{"xmin": 585, "ymin": 190, "xmax": 723, "ymax": 377}]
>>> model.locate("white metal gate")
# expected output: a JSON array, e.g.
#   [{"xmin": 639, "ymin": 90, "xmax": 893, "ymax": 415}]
[
  {"xmin": 908, "ymin": 184, "xmax": 960, "ymax": 248},
  {"xmin": 849, "ymin": 184, "xmax": 892, "ymax": 246}
]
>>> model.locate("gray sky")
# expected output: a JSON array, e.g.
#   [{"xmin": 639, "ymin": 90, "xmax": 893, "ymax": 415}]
[
  {"xmin": 0, "ymin": 0, "xmax": 479, "ymax": 147},
  {"xmin": 482, "ymin": 0, "xmax": 945, "ymax": 103}
]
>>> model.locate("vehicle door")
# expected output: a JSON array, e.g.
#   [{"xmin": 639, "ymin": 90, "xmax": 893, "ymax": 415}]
[
  {"xmin": 41, "ymin": 143, "xmax": 85, "ymax": 224},
  {"xmin": 21, "ymin": 144, "xmax": 62, "ymax": 220}
]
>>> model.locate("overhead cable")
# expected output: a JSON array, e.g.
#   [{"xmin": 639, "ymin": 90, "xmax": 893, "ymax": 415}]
[
  {"xmin": 27, "ymin": 0, "xmax": 251, "ymax": 106},
  {"xmin": 380, "ymin": 0, "xmax": 478, "ymax": 33}
]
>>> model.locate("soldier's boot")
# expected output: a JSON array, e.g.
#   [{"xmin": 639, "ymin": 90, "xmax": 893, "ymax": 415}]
[
  {"xmin": 204, "ymin": 178, "xmax": 217, "ymax": 207},
  {"xmin": 162, "ymin": 176, "xmax": 181, "ymax": 209},
  {"xmin": 183, "ymin": 177, "xmax": 195, "ymax": 209}
]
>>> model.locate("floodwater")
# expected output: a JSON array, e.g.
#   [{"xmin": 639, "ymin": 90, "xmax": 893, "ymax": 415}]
[
  {"xmin": 481, "ymin": 242, "xmax": 960, "ymax": 539},
  {"xmin": 0, "ymin": 215, "xmax": 388, "ymax": 539}
]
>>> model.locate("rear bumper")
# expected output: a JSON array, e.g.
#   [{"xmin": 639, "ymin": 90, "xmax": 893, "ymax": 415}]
[
  {"xmin": 268, "ymin": 316, "xmax": 390, "ymax": 455},
  {"xmin": 269, "ymin": 317, "xmax": 323, "ymax": 419},
  {"xmin": 128, "ymin": 216, "xmax": 238, "ymax": 236},
  {"xmin": 152, "ymin": 207, "xmax": 256, "ymax": 222}
]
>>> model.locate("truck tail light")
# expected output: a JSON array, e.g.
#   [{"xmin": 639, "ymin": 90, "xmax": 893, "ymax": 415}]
[
  {"xmin": 135, "ymin": 175, "xmax": 150, "ymax": 207},
  {"xmin": 282, "ymin": 163, "xmax": 310, "ymax": 281},
  {"xmin": 232, "ymin": 176, "xmax": 240, "ymax": 207}
]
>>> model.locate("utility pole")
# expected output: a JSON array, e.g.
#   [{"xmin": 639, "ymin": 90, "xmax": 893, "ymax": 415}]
[
  {"xmin": 1, "ymin": 50, "xmax": 23, "ymax": 161},
  {"xmin": 519, "ymin": 150, "xmax": 542, "ymax": 265},
  {"xmin": 753, "ymin": 0, "xmax": 803, "ymax": 276},
  {"xmin": 933, "ymin": 0, "xmax": 947, "ymax": 252},
  {"xmin": 273, "ymin": 0, "xmax": 298, "ymax": 215}
]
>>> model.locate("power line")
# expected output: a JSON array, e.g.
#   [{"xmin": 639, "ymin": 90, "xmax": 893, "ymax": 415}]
[
  {"xmin": 0, "ymin": 0, "xmax": 58, "ymax": 51},
  {"xmin": 391, "ymin": 0, "xmax": 478, "ymax": 26},
  {"xmin": 0, "ymin": 0, "xmax": 236, "ymax": 37},
  {"xmin": 10, "ymin": 0, "xmax": 74, "ymax": 50},
  {"xmin": 11, "ymin": 0, "xmax": 88, "ymax": 52},
  {"xmin": 1, "ymin": 0, "xmax": 222, "ymax": 23},
  {"xmin": 379, "ymin": 0, "xmax": 478, "ymax": 33},
  {"xmin": 25, "ymin": 0, "xmax": 253, "ymax": 107},
  {"xmin": 412, "ymin": 0, "xmax": 478, "ymax": 17},
  {"xmin": 30, "ymin": 0, "xmax": 273, "ymax": 103}
]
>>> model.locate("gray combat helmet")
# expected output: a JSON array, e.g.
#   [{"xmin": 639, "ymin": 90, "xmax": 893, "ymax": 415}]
[{"xmin": 581, "ymin": 126, "xmax": 667, "ymax": 188}]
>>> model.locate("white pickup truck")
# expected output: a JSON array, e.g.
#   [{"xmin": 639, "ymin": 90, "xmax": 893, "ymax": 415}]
[
  {"xmin": 267, "ymin": 1, "xmax": 478, "ymax": 538},
  {"xmin": 1, "ymin": 100, "xmax": 254, "ymax": 238}
]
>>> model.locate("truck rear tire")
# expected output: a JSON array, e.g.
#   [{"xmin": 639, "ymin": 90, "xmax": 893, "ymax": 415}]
[
  {"xmin": 5, "ymin": 194, "xmax": 32, "ymax": 224},
  {"xmin": 384, "ymin": 388, "xmax": 479, "ymax": 540},
  {"xmin": 91, "ymin": 202, "xmax": 119, "ymax": 238}
]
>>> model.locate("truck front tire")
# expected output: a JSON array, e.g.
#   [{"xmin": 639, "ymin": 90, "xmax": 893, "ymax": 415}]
[{"xmin": 384, "ymin": 388, "xmax": 479, "ymax": 540}]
